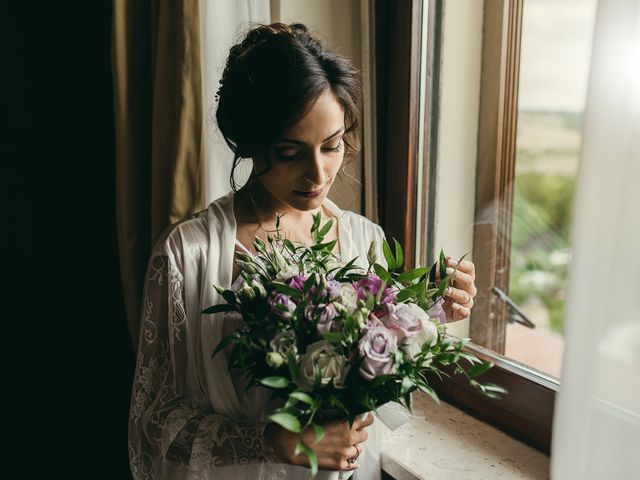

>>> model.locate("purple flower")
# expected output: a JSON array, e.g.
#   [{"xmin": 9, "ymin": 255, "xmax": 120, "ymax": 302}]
[
  {"xmin": 358, "ymin": 326, "xmax": 397, "ymax": 380},
  {"xmin": 427, "ymin": 297, "xmax": 446, "ymax": 324},
  {"xmin": 379, "ymin": 303, "xmax": 427, "ymax": 340},
  {"xmin": 305, "ymin": 303, "xmax": 339, "ymax": 334},
  {"xmin": 268, "ymin": 292, "xmax": 296, "ymax": 319},
  {"xmin": 309, "ymin": 278, "xmax": 342, "ymax": 301},
  {"xmin": 286, "ymin": 274, "xmax": 306, "ymax": 292},
  {"xmin": 326, "ymin": 279, "xmax": 341, "ymax": 300},
  {"xmin": 353, "ymin": 275, "xmax": 396, "ymax": 305}
]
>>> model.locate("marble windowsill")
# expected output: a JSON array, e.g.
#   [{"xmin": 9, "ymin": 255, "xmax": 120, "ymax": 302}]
[{"xmin": 380, "ymin": 393, "xmax": 550, "ymax": 480}]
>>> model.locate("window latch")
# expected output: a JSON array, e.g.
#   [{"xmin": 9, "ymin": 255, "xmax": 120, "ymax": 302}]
[{"xmin": 491, "ymin": 286, "xmax": 535, "ymax": 329}]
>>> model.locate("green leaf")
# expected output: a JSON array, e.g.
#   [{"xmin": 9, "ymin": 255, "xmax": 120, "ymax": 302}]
[
  {"xmin": 393, "ymin": 238, "xmax": 404, "ymax": 269},
  {"xmin": 211, "ymin": 334, "xmax": 238, "ymax": 358},
  {"xmin": 322, "ymin": 331, "xmax": 344, "ymax": 343},
  {"xmin": 401, "ymin": 376, "xmax": 413, "ymax": 395},
  {"xmin": 396, "ymin": 267, "xmax": 430, "ymax": 284},
  {"xmin": 313, "ymin": 423, "xmax": 325, "ymax": 445},
  {"xmin": 318, "ymin": 218, "xmax": 334, "ymax": 239},
  {"xmin": 458, "ymin": 352, "xmax": 481, "ymax": 365},
  {"xmin": 418, "ymin": 383, "xmax": 441, "ymax": 405},
  {"xmin": 268, "ymin": 412, "xmax": 301, "ymax": 433},
  {"xmin": 333, "ymin": 257, "xmax": 358, "ymax": 279},
  {"xmin": 271, "ymin": 282, "xmax": 300, "ymax": 297},
  {"xmin": 288, "ymin": 350, "xmax": 299, "ymax": 380},
  {"xmin": 467, "ymin": 362, "xmax": 493, "ymax": 378},
  {"xmin": 259, "ymin": 376, "xmax": 289, "ymax": 389},
  {"xmin": 222, "ymin": 289, "xmax": 236, "ymax": 305},
  {"xmin": 310, "ymin": 239, "xmax": 338, "ymax": 252},
  {"xmin": 289, "ymin": 391, "xmax": 315, "ymax": 405},
  {"xmin": 300, "ymin": 441, "xmax": 318, "ymax": 476},
  {"xmin": 382, "ymin": 240, "xmax": 396, "ymax": 271},
  {"xmin": 481, "ymin": 382, "xmax": 508, "ymax": 394},
  {"xmin": 283, "ymin": 239, "xmax": 297, "ymax": 253},
  {"xmin": 396, "ymin": 289, "xmax": 416, "ymax": 302},
  {"xmin": 437, "ymin": 277, "xmax": 450, "ymax": 296},
  {"xmin": 201, "ymin": 304, "xmax": 237, "ymax": 315},
  {"xmin": 373, "ymin": 263, "xmax": 391, "ymax": 283},
  {"xmin": 439, "ymin": 249, "xmax": 447, "ymax": 281}
]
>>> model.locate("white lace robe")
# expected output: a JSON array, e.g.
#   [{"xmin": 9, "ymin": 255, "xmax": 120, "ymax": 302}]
[{"xmin": 128, "ymin": 191, "xmax": 387, "ymax": 479}]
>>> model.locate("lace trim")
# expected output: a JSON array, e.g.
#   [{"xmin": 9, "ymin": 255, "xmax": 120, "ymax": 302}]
[{"xmin": 129, "ymin": 254, "xmax": 275, "ymax": 479}]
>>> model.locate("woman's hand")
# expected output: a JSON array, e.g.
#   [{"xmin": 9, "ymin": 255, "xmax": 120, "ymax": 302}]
[
  {"xmin": 438, "ymin": 256, "xmax": 478, "ymax": 321},
  {"xmin": 265, "ymin": 413, "xmax": 374, "ymax": 471}
]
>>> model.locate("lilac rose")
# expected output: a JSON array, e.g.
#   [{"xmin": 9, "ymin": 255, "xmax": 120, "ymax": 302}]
[
  {"xmin": 353, "ymin": 274, "xmax": 396, "ymax": 305},
  {"xmin": 305, "ymin": 303, "xmax": 339, "ymax": 334},
  {"xmin": 268, "ymin": 292, "xmax": 296, "ymax": 319},
  {"xmin": 379, "ymin": 303, "xmax": 427, "ymax": 340},
  {"xmin": 358, "ymin": 326, "xmax": 397, "ymax": 380},
  {"xmin": 270, "ymin": 330, "xmax": 298, "ymax": 358}
]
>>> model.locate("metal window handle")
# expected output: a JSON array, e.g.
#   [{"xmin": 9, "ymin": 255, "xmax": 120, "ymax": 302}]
[{"xmin": 491, "ymin": 286, "xmax": 536, "ymax": 329}]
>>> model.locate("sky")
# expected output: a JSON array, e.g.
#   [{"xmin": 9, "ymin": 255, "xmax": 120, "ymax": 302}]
[{"xmin": 518, "ymin": 0, "xmax": 598, "ymax": 112}]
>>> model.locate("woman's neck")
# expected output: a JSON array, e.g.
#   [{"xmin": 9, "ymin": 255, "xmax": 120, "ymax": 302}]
[{"xmin": 234, "ymin": 181, "xmax": 325, "ymax": 226}]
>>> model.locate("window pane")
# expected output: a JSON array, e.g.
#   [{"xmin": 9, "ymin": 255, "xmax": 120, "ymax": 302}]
[{"xmin": 505, "ymin": 0, "xmax": 597, "ymax": 378}]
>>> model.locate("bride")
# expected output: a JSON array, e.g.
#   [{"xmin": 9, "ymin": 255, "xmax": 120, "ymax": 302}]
[{"xmin": 128, "ymin": 22, "xmax": 477, "ymax": 480}]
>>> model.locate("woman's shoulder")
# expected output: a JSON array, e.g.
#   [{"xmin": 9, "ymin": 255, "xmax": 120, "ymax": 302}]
[{"xmin": 150, "ymin": 192, "xmax": 234, "ymax": 263}]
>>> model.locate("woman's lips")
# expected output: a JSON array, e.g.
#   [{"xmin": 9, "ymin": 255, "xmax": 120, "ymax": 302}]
[{"xmin": 293, "ymin": 185, "xmax": 325, "ymax": 198}]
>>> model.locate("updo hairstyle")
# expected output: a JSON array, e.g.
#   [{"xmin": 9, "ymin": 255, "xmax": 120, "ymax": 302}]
[{"xmin": 215, "ymin": 23, "xmax": 361, "ymax": 190}]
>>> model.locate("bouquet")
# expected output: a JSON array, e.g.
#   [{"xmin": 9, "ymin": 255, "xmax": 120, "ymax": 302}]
[{"xmin": 203, "ymin": 214, "xmax": 505, "ymax": 476}]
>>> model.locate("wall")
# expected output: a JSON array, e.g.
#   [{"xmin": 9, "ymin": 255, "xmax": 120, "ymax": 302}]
[
  {"xmin": 272, "ymin": 0, "xmax": 364, "ymax": 214},
  {"xmin": 432, "ymin": 1, "xmax": 484, "ymax": 337}
]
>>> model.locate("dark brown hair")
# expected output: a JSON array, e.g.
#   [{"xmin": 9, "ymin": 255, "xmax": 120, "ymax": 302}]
[{"xmin": 215, "ymin": 23, "xmax": 361, "ymax": 191}]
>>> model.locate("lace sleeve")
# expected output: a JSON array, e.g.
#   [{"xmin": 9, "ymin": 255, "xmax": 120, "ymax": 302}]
[{"xmin": 128, "ymin": 254, "xmax": 277, "ymax": 479}]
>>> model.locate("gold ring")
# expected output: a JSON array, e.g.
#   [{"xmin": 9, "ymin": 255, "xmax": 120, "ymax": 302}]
[{"xmin": 347, "ymin": 445, "xmax": 360, "ymax": 464}]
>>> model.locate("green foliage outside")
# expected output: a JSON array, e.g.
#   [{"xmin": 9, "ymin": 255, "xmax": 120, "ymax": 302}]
[{"xmin": 509, "ymin": 172, "xmax": 575, "ymax": 335}]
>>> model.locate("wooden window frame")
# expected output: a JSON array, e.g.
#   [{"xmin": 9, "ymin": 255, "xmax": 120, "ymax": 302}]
[{"xmin": 376, "ymin": 0, "xmax": 558, "ymax": 455}]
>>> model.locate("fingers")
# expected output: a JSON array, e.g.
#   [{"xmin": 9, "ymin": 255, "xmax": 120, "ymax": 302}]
[
  {"xmin": 446, "ymin": 257, "xmax": 476, "ymax": 279},
  {"xmin": 444, "ymin": 286, "xmax": 474, "ymax": 308},
  {"xmin": 445, "ymin": 268, "xmax": 477, "ymax": 297},
  {"xmin": 446, "ymin": 298, "xmax": 472, "ymax": 320},
  {"xmin": 337, "ymin": 444, "xmax": 364, "ymax": 471},
  {"xmin": 354, "ymin": 412, "xmax": 374, "ymax": 430}
]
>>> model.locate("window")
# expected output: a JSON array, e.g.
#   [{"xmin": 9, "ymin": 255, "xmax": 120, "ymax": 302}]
[
  {"xmin": 505, "ymin": 0, "xmax": 597, "ymax": 379},
  {"xmin": 375, "ymin": 0, "xmax": 597, "ymax": 454}
]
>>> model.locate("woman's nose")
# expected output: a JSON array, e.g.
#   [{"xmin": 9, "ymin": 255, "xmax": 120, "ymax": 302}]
[{"xmin": 303, "ymin": 149, "xmax": 326, "ymax": 186}]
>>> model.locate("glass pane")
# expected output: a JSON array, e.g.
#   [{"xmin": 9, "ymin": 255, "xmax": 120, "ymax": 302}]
[{"xmin": 505, "ymin": 0, "xmax": 597, "ymax": 378}]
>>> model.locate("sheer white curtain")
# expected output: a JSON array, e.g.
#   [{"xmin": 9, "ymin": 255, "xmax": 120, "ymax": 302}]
[
  {"xmin": 551, "ymin": 1, "xmax": 640, "ymax": 478},
  {"xmin": 199, "ymin": 0, "xmax": 270, "ymax": 204}
]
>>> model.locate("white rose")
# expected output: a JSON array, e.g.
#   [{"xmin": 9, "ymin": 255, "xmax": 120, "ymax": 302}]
[
  {"xmin": 338, "ymin": 284, "xmax": 358, "ymax": 314},
  {"xmin": 402, "ymin": 317, "xmax": 439, "ymax": 364},
  {"xmin": 270, "ymin": 330, "xmax": 298, "ymax": 358},
  {"xmin": 297, "ymin": 340, "xmax": 349, "ymax": 391}
]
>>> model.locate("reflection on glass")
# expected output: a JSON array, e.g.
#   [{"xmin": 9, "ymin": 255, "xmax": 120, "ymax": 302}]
[{"xmin": 505, "ymin": 0, "xmax": 597, "ymax": 378}]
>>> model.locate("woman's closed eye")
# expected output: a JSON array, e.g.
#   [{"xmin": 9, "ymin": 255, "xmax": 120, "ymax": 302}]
[
  {"xmin": 274, "ymin": 139, "xmax": 343, "ymax": 161},
  {"xmin": 323, "ymin": 139, "xmax": 344, "ymax": 153}
]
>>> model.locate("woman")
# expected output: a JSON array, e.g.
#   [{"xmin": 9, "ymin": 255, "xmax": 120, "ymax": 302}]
[{"xmin": 128, "ymin": 23, "xmax": 476, "ymax": 480}]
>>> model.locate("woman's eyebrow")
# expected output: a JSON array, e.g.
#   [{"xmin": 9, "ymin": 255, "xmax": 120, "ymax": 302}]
[{"xmin": 276, "ymin": 127, "xmax": 345, "ymax": 145}]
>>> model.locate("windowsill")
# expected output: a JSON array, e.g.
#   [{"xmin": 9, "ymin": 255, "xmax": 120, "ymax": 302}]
[{"xmin": 381, "ymin": 392, "xmax": 550, "ymax": 479}]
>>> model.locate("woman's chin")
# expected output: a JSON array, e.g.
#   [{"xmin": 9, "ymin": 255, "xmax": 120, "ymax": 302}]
[{"xmin": 288, "ymin": 191, "xmax": 328, "ymax": 211}]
